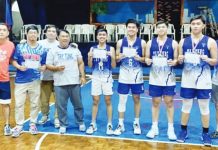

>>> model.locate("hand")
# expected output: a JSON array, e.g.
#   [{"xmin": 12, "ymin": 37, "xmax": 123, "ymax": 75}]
[
  {"xmin": 167, "ymin": 59, "xmax": 177, "ymax": 66},
  {"xmin": 118, "ymin": 53, "xmax": 126, "ymax": 60},
  {"xmin": 134, "ymin": 54, "xmax": 141, "ymax": 61},
  {"xmin": 145, "ymin": 58, "xmax": 152, "ymax": 65},
  {"xmin": 17, "ymin": 65, "xmax": 27, "ymax": 71},
  {"xmin": 178, "ymin": 55, "xmax": 184, "ymax": 64},
  {"xmin": 200, "ymin": 55, "xmax": 209, "ymax": 63},
  {"xmin": 56, "ymin": 66, "xmax": 65, "ymax": 71},
  {"xmin": 39, "ymin": 65, "xmax": 46, "ymax": 72},
  {"xmin": 80, "ymin": 77, "xmax": 86, "ymax": 85}
]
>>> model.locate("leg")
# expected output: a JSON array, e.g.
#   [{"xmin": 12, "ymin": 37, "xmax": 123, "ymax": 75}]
[
  {"xmin": 198, "ymin": 99, "xmax": 210, "ymax": 128},
  {"xmin": 91, "ymin": 95, "xmax": 100, "ymax": 124},
  {"xmin": 104, "ymin": 95, "xmax": 112, "ymax": 124},
  {"xmin": 54, "ymin": 86, "xmax": 69, "ymax": 127},
  {"xmin": 2, "ymin": 104, "xmax": 10, "ymax": 125},
  {"xmin": 133, "ymin": 94, "xmax": 141, "ymax": 119}
]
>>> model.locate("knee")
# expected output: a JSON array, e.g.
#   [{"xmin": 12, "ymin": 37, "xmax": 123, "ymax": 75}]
[
  {"xmin": 165, "ymin": 100, "xmax": 174, "ymax": 108},
  {"xmin": 199, "ymin": 100, "xmax": 210, "ymax": 115},
  {"xmin": 105, "ymin": 98, "xmax": 111, "ymax": 106},
  {"xmin": 181, "ymin": 99, "xmax": 193, "ymax": 113},
  {"xmin": 152, "ymin": 100, "xmax": 160, "ymax": 108},
  {"xmin": 93, "ymin": 99, "xmax": 99, "ymax": 106}
]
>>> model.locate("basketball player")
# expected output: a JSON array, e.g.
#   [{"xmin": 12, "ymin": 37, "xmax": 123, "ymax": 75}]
[
  {"xmin": 86, "ymin": 27, "xmax": 116, "ymax": 135},
  {"xmin": 145, "ymin": 21, "xmax": 178, "ymax": 140},
  {"xmin": 177, "ymin": 15, "xmax": 217, "ymax": 146},
  {"xmin": 114, "ymin": 19, "xmax": 146, "ymax": 135}
]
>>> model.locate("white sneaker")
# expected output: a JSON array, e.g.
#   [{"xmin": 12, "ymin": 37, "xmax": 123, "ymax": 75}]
[
  {"xmin": 133, "ymin": 122, "xmax": 141, "ymax": 135},
  {"xmin": 54, "ymin": 118, "xmax": 60, "ymax": 128},
  {"xmin": 146, "ymin": 127, "xmax": 159, "ymax": 139},
  {"xmin": 59, "ymin": 126, "xmax": 66, "ymax": 134},
  {"xmin": 167, "ymin": 128, "xmax": 177, "ymax": 140},
  {"xmin": 106, "ymin": 124, "xmax": 113, "ymax": 135},
  {"xmin": 86, "ymin": 123, "xmax": 97, "ymax": 134},
  {"xmin": 79, "ymin": 123, "xmax": 86, "ymax": 132},
  {"xmin": 29, "ymin": 124, "xmax": 38, "ymax": 135},
  {"xmin": 12, "ymin": 126, "xmax": 23, "ymax": 138},
  {"xmin": 113, "ymin": 124, "xmax": 125, "ymax": 136},
  {"xmin": 4, "ymin": 125, "xmax": 12, "ymax": 136}
]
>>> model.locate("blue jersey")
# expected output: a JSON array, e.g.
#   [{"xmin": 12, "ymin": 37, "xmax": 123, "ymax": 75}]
[
  {"xmin": 119, "ymin": 37, "xmax": 143, "ymax": 84},
  {"xmin": 91, "ymin": 44, "xmax": 112, "ymax": 82},
  {"xmin": 13, "ymin": 43, "xmax": 47, "ymax": 83},
  {"xmin": 181, "ymin": 35, "xmax": 212, "ymax": 89},
  {"xmin": 149, "ymin": 37, "xmax": 175, "ymax": 86}
]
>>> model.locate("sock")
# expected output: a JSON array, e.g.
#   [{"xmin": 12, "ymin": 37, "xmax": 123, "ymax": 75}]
[
  {"xmin": 134, "ymin": 118, "xmax": 139, "ymax": 124},
  {"xmin": 168, "ymin": 123, "xmax": 174, "ymax": 129},
  {"xmin": 119, "ymin": 118, "xmax": 124, "ymax": 125},
  {"xmin": 152, "ymin": 122, "xmax": 158, "ymax": 129},
  {"xmin": 203, "ymin": 127, "xmax": 209, "ymax": 133},
  {"xmin": 181, "ymin": 125, "xmax": 187, "ymax": 131}
]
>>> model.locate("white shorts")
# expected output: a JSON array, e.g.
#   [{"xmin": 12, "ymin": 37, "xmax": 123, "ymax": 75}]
[{"xmin": 91, "ymin": 79, "xmax": 113, "ymax": 96}]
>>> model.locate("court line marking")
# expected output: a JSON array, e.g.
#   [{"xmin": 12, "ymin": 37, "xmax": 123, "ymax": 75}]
[
  {"xmin": 34, "ymin": 80, "xmax": 91, "ymax": 150},
  {"xmin": 23, "ymin": 130, "xmax": 218, "ymax": 148}
]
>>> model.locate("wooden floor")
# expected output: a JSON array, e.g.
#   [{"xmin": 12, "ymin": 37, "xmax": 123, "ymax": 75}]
[{"xmin": 0, "ymin": 77, "xmax": 217, "ymax": 150}]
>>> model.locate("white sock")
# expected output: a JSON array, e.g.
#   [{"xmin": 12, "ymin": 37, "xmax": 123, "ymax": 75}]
[
  {"xmin": 119, "ymin": 118, "xmax": 124, "ymax": 125},
  {"xmin": 152, "ymin": 122, "xmax": 158, "ymax": 129},
  {"xmin": 91, "ymin": 121, "xmax": 96, "ymax": 126},
  {"xmin": 134, "ymin": 118, "xmax": 139, "ymax": 124},
  {"xmin": 168, "ymin": 123, "xmax": 174, "ymax": 129}
]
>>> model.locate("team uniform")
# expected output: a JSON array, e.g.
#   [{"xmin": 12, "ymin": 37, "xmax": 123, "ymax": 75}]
[
  {"xmin": 181, "ymin": 35, "xmax": 211, "ymax": 99},
  {"xmin": 149, "ymin": 37, "xmax": 176, "ymax": 97},
  {"xmin": 0, "ymin": 40, "xmax": 14, "ymax": 104},
  {"xmin": 118, "ymin": 37, "xmax": 144, "ymax": 94},
  {"xmin": 91, "ymin": 44, "xmax": 113, "ymax": 96}
]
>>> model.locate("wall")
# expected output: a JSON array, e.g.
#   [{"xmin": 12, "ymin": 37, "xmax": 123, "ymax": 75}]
[{"xmin": 96, "ymin": 1, "xmax": 154, "ymax": 23}]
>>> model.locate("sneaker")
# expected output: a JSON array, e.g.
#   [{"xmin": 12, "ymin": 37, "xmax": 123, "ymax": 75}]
[
  {"xmin": 86, "ymin": 123, "xmax": 97, "ymax": 134},
  {"xmin": 29, "ymin": 124, "xmax": 38, "ymax": 135},
  {"xmin": 167, "ymin": 127, "xmax": 177, "ymax": 141},
  {"xmin": 177, "ymin": 130, "xmax": 188, "ymax": 143},
  {"xmin": 106, "ymin": 124, "xmax": 113, "ymax": 135},
  {"xmin": 59, "ymin": 126, "xmax": 66, "ymax": 134},
  {"xmin": 202, "ymin": 133, "xmax": 212, "ymax": 146},
  {"xmin": 113, "ymin": 124, "xmax": 125, "ymax": 136},
  {"xmin": 146, "ymin": 127, "xmax": 159, "ymax": 139},
  {"xmin": 133, "ymin": 122, "xmax": 141, "ymax": 135},
  {"xmin": 54, "ymin": 118, "xmax": 60, "ymax": 128},
  {"xmin": 4, "ymin": 124, "xmax": 12, "ymax": 136},
  {"xmin": 79, "ymin": 123, "xmax": 86, "ymax": 132},
  {"xmin": 12, "ymin": 126, "xmax": 23, "ymax": 138},
  {"xmin": 210, "ymin": 131, "xmax": 218, "ymax": 139},
  {"xmin": 38, "ymin": 115, "xmax": 49, "ymax": 124}
]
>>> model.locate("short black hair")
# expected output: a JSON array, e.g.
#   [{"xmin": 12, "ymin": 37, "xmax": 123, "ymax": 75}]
[
  {"xmin": 156, "ymin": 20, "xmax": 168, "ymax": 27},
  {"xmin": 58, "ymin": 29, "xmax": 70, "ymax": 36},
  {"xmin": 190, "ymin": 15, "xmax": 206, "ymax": 24},
  {"xmin": 45, "ymin": 25, "xmax": 58, "ymax": 33},
  {"xmin": 96, "ymin": 25, "xmax": 107, "ymax": 34},
  {"xmin": 26, "ymin": 25, "xmax": 39, "ymax": 33},
  {"xmin": 0, "ymin": 22, "xmax": 10, "ymax": 31},
  {"xmin": 126, "ymin": 19, "xmax": 140, "ymax": 29}
]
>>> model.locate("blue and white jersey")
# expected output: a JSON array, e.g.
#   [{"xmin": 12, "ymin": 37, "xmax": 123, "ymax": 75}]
[
  {"xmin": 149, "ymin": 37, "xmax": 176, "ymax": 86},
  {"xmin": 181, "ymin": 35, "xmax": 212, "ymax": 89},
  {"xmin": 212, "ymin": 40, "xmax": 218, "ymax": 85},
  {"xmin": 118, "ymin": 37, "xmax": 143, "ymax": 84},
  {"xmin": 91, "ymin": 44, "xmax": 112, "ymax": 82},
  {"xmin": 13, "ymin": 43, "xmax": 47, "ymax": 83}
]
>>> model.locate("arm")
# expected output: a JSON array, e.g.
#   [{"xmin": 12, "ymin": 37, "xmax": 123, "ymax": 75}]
[
  {"xmin": 46, "ymin": 50, "xmax": 65, "ymax": 72},
  {"xmin": 168, "ymin": 40, "xmax": 178, "ymax": 66},
  {"xmin": 145, "ymin": 40, "xmax": 152, "ymax": 65},
  {"xmin": 12, "ymin": 59, "xmax": 27, "ymax": 71},
  {"xmin": 134, "ymin": 39, "xmax": 146, "ymax": 63},
  {"xmin": 201, "ymin": 38, "xmax": 217, "ymax": 66},
  {"xmin": 116, "ymin": 39, "xmax": 125, "ymax": 62},
  {"xmin": 87, "ymin": 48, "xmax": 93, "ymax": 68},
  {"xmin": 178, "ymin": 39, "xmax": 185, "ymax": 64},
  {"xmin": 78, "ymin": 57, "xmax": 86, "ymax": 85},
  {"xmin": 110, "ymin": 47, "xmax": 116, "ymax": 68}
]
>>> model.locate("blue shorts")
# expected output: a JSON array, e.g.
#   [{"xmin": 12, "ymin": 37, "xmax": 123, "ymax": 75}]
[
  {"xmin": 149, "ymin": 84, "xmax": 176, "ymax": 97},
  {"xmin": 118, "ymin": 83, "xmax": 144, "ymax": 95},
  {"xmin": 0, "ymin": 81, "xmax": 11, "ymax": 104},
  {"xmin": 180, "ymin": 87, "xmax": 211, "ymax": 99}
]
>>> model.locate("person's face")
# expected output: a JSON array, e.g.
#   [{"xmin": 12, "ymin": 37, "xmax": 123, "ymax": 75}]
[
  {"xmin": 190, "ymin": 19, "xmax": 205, "ymax": 35},
  {"xmin": 46, "ymin": 27, "xmax": 57, "ymax": 40},
  {"xmin": 126, "ymin": 23, "xmax": 138, "ymax": 37},
  {"xmin": 58, "ymin": 31, "xmax": 70, "ymax": 47},
  {"xmin": 27, "ymin": 29, "xmax": 38, "ymax": 42},
  {"xmin": 156, "ymin": 23, "xmax": 168, "ymax": 36},
  {"xmin": 0, "ymin": 25, "xmax": 9, "ymax": 40},
  {"xmin": 97, "ymin": 31, "xmax": 107, "ymax": 43}
]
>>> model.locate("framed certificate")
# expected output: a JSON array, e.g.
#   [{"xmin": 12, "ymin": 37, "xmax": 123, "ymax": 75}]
[
  {"xmin": 184, "ymin": 53, "xmax": 200, "ymax": 64},
  {"xmin": 122, "ymin": 47, "xmax": 136, "ymax": 57},
  {"xmin": 93, "ymin": 49, "xmax": 107, "ymax": 59},
  {"xmin": 24, "ymin": 60, "xmax": 40, "ymax": 69}
]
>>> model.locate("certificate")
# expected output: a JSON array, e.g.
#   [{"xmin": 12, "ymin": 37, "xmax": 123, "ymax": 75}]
[
  {"xmin": 122, "ymin": 47, "xmax": 136, "ymax": 57},
  {"xmin": 185, "ymin": 53, "xmax": 200, "ymax": 64},
  {"xmin": 93, "ymin": 49, "xmax": 107, "ymax": 59},
  {"xmin": 24, "ymin": 60, "xmax": 40, "ymax": 69},
  {"xmin": 152, "ymin": 56, "xmax": 168, "ymax": 67}
]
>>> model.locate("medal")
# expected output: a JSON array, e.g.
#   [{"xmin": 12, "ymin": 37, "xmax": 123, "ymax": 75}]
[{"xmin": 157, "ymin": 37, "xmax": 167, "ymax": 57}]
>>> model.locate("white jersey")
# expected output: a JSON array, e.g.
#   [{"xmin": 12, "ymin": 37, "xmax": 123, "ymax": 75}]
[
  {"xmin": 38, "ymin": 39, "xmax": 59, "ymax": 81},
  {"xmin": 46, "ymin": 46, "xmax": 82, "ymax": 86}
]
